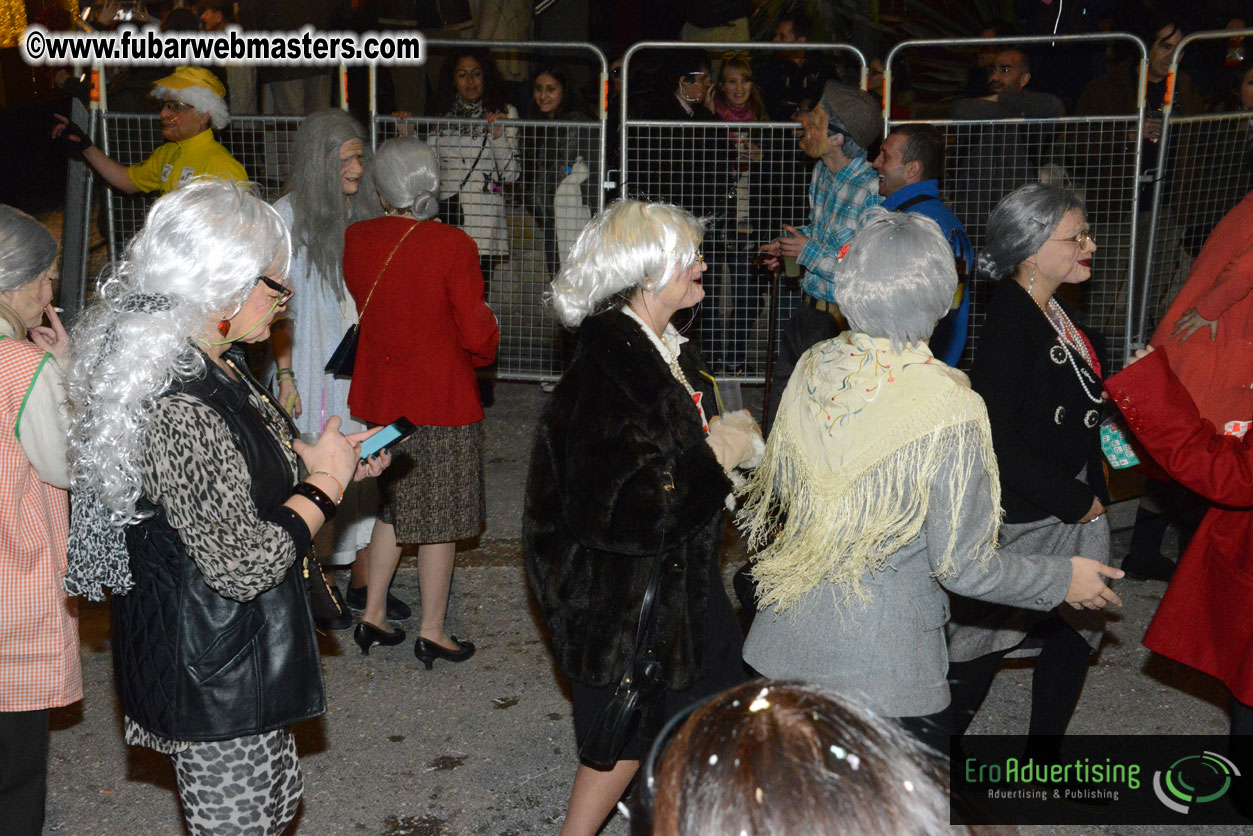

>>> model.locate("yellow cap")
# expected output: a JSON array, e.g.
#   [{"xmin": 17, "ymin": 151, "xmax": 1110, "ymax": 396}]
[{"xmin": 152, "ymin": 66, "xmax": 226, "ymax": 99}]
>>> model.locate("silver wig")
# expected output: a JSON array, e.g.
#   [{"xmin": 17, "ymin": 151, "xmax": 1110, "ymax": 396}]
[
  {"xmin": 64, "ymin": 178, "xmax": 290, "ymax": 600},
  {"xmin": 978, "ymin": 183, "xmax": 1085, "ymax": 280},
  {"xmin": 549, "ymin": 200, "xmax": 704, "ymax": 328},
  {"xmin": 0, "ymin": 204, "xmax": 58, "ymax": 335},
  {"xmin": 373, "ymin": 137, "xmax": 441, "ymax": 220},
  {"xmin": 833, "ymin": 207, "xmax": 956, "ymax": 351},
  {"xmin": 281, "ymin": 109, "xmax": 378, "ymax": 301}
]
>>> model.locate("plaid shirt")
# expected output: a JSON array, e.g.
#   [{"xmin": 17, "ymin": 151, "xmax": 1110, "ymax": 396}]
[{"xmin": 797, "ymin": 155, "xmax": 883, "ymax": 302}]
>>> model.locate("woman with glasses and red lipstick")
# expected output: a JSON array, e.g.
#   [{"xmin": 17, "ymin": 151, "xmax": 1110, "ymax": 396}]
[
  {"xmin": 946, "ymin": 184, "xmax": 1112, "ymax": 758},
  {"xmin": 63, "ymin": 179, "xmax": 388, "ymax": 836}
]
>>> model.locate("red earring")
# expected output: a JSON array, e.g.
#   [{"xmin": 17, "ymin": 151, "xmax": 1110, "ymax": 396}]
[{"xmin": 217, "ymin": 319, "xmax": 231, "ymax": 338}]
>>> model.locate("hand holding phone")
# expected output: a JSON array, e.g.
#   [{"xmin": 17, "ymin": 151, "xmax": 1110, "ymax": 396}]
[{"xmin": 359, "ymin": 417, "xmax": 418, "ymax": 461}]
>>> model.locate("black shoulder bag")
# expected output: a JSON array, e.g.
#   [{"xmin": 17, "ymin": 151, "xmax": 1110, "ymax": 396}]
[
  {"xmin": 578, "ymin": 526, "xmax": 668, "ymax": 768},
  {"xmin": 325, "ymin": 221, "xmax": 419, "ymax": 377}
]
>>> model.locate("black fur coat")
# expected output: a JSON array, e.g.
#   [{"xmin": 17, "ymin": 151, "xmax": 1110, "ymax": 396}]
[{"xmin": 523, "ymin": 309, "xmax": 732, "ymax": 690}]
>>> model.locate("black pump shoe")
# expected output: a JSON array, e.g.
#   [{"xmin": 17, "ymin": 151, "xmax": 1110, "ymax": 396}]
[
  {"xmin": 414, "ymin": 636, "xmax": 475, "ymax": 669},
  {"xmin": 344, "ymin": 584, "xmax": 412, "ymax": 621},
  {"xmin": 1121, "ymin": 551, "xmax": 1176, "ymax": 582},
  {"xmin": 353, "ymin": 621, "xmax": 406, "ymax": 655}
]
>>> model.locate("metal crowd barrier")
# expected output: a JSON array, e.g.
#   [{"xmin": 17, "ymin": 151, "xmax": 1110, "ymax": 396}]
[
  {"xmin": 1136, "ymin": 28, "xmax": 1253, "ymax": 347},
  {"xmin": 886, "ymin": 33, "xmax": 1148, "ymax": 373},
  {"xmin": 99, "ymin": 111, "xmax": 302, "ymax": 262},
  {"xmin": 369, "ymin": 40, "xmax": 608, "ymax": 382},
  {"xmin": 621, "ymin": 41, "xmax": 866, "ymax": 383},
  {"xmin": 80, "ymin": 32, "xmax": 1240, "ymax": 385}
]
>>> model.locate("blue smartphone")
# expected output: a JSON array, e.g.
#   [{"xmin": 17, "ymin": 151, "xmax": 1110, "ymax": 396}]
[{"xmin": 359, "ymin": 417, "xmax": 417, "ymax": 461}]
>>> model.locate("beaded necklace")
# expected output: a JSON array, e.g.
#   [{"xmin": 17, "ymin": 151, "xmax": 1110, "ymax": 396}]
[{"xmin": 1028, "ymin": 290, "xmax": 1103, "ymax": 406}]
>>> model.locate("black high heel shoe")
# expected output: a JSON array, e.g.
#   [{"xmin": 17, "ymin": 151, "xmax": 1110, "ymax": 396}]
[
  {"xmin": 413, "ymin": 636, "xmax": 475, "ymax": 669},
  {"xmin": 353, "ymin": 621, "xmax": 406, "ymax": 655}
]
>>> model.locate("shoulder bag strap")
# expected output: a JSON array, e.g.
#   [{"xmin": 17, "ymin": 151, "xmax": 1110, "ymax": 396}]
[
  {"xmin": 357, "ymin": 220, "xmax": 420, "ymax": 323},
  {"xmin": 615, "ymin": 471, "xmax": 673, "ymax": 695}
]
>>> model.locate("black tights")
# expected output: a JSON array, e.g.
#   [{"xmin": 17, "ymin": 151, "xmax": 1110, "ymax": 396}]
[{"xmin": 948, "ymin": 614, "xmax": 1091, "ymax": 757}]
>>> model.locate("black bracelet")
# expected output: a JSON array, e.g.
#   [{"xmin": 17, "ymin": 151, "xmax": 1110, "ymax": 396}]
[{"xmin": 292, "ymin": 481, "xmax": 338, "ymax": 521}]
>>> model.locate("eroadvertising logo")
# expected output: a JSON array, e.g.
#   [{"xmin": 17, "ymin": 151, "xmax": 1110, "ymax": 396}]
[
  {"xmin": 1152, "ymin": 751, "xmax": 1241, "ymax": 814},
  {"xmin": 950, "ymin": 735, "xmax": 1250, "ymax": 825}
]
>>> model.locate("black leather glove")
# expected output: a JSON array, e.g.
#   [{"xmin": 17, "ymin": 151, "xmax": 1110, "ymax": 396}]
[{"xmin": 53, "ymin": 116, "xmax": 93, "ymax": 154}]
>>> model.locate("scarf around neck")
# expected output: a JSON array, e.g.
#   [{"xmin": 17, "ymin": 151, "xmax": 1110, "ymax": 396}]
[
  {"xmin": 737, "ymin": 332, "xmax": 1000, "ymax": 612},
  {"xmin": 447, "ymin": 94, "xmax": 486, "ymax": 136},
  {"xmin": 716, "ymin": 101, "xmax": 756, "ymax": 122}
]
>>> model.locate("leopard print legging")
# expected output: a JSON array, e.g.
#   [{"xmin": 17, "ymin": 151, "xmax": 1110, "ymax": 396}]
[{"xmin": 172, "ymin": 729, "xmax": 302, "ymax": 836}]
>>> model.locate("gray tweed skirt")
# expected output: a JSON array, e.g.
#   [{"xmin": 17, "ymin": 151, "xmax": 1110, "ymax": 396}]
[
  {"xmin": 947, "ymin": 512, "xmax": 1111, "ymax": 662},
  {"xmin": 377, "ymin": 422, "xmax": 485, "ymax": 544}
]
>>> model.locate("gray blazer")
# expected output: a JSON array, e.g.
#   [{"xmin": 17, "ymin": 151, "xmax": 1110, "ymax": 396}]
[{"xmin": 742, "ymin": 442, "xmax": 1072, "ymax": 718}]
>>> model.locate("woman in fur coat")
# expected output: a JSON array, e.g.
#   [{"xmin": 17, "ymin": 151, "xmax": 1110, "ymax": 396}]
[{"xmin": 524, "ymin": 201, "xmax": 762, "ymax": 836}]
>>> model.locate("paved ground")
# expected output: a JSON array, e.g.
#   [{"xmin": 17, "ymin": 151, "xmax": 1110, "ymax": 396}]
[{"xmin": 43, "ymin": 381, "xmax": 1250, "ymax": 835}]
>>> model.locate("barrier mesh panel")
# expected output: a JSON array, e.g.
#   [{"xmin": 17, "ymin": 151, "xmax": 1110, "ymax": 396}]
[
  {"xmin": 102, "ymin": 113, "xmax": 302, "ymax": 261},
  {"xmin": 918, "ymin": 116, "xmax": 1141, "ymax": 372},
  {"xmin": 375, "ymin": 115, "xmax": 605, "ymax": 381},
  {"xmin": 1139, "ymin": 114, "xmax": 1253, "ymax": 342},
  {"xmin": 622, "ymin": 119, "xmax": 810, "ymax": 382}
]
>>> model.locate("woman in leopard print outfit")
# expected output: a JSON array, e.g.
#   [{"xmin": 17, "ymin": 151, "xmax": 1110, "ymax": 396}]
[{"xmin": 63, "ymin": 179, "xmax": 389, "ymax": 835}]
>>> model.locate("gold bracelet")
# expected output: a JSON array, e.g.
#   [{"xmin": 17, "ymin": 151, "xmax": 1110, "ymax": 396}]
[{"xmin": 310, "ymin": 470, "xmax": 345, "ymax": 503}]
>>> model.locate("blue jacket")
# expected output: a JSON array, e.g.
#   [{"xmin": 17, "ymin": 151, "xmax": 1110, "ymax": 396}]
[{"xmin": 883, "ymin": 180, "xmax": 973, "ymax": 366}]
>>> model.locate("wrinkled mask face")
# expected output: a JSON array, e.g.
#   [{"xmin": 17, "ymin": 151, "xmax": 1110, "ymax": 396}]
[
  {"xmin": 799, "ymin": 104, "xmax": 833, "ymax": 158},
  {"xmin": 1029, "ymin": 208, "xmax": 1097, "ymax": 286},
  {"xmin": 160, "ymin": 98, "xmax": 208, "ymax": 141},
  {"xmin": 339, "ymin": 139, "xmax": 365, "ymax": 196}
]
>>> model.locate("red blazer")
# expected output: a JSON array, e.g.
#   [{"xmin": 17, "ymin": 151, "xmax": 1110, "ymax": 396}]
[
  {"xmin": 1149, "ymin": 190, "xmax": 1253, "ymax": 430},
  {"xmin": 1106, "ymin": 348, "xmax": 1253, "ymax": 704},
  {"xmin": 344, "ymin": 216, "xmax": 499, "ymax": 427}
]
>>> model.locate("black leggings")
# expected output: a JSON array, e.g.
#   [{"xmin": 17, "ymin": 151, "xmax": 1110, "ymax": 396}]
[{"xmin": 947, "ymin": 614, "xmax": 1091, "ymax": 754}]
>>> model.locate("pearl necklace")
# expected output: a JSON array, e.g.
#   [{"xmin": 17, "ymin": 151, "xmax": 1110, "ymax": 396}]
[{"xmin": 1028, "ymin": 291, "xmax": 1103, "ymax": 406}]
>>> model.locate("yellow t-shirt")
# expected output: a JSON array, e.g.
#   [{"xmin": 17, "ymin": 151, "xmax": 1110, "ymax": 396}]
[{"xmin": 126, "ymin": 129, "xmax": 248, "ymax": 194}]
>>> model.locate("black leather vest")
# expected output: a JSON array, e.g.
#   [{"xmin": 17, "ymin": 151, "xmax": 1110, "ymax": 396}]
[{"xmin": 112, "ymin": 349, "xmax": 324, "ymax": 741}]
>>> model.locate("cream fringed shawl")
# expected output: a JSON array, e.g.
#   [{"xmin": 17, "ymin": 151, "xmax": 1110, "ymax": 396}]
[{"xmin": 737, "ymin": 332, "xmax": 1001, "ymax": 612}]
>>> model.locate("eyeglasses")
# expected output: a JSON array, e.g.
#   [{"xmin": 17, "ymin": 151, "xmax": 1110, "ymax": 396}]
[
  {"xmin": 681, "ymin": 72, "xmax": 710, "ymax": 85},
  {"xmin": 1049, "ymin": 229, "xmax": 1095, "ymax": 247},
  {"xmin": 695, "ymin": 250, "xmax": 705, "ymax": 264},
  {"xmin": 258, "ymin": 275, "xmax": 294, "ymax": 306},
  {"xmin": 160, "ymin": 100, "xmax": 195, "ymax": 113}
]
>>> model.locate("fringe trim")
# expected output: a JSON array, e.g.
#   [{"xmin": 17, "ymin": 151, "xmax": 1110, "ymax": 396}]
[{"xmin": 736, "ymin": 387, "xmax": 1001, "ymax": 613}]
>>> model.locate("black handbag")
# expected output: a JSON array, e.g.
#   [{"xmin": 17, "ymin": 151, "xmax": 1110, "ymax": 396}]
[
  {"xmin": 578, "ymin": 530, "xmax": 667, "ymax": 768},
  {"xmin": 325, "ymin": 221, "xmax": 420, "ymax": 377}
]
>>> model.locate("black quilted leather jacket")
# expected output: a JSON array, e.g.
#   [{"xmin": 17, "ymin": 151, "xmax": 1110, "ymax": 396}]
[{"xmin": 112, "ymin": 350, "xmax": 324, "ymax": 741}]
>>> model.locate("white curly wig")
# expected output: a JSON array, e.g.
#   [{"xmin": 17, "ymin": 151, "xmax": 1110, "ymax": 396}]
[
  {"xmin": 64, "ymin": 177, "xmax": 290, "ymax": 600},
  {"xmin": 549, "ymin": 200, "xmax": 704, "ymax": 327}
]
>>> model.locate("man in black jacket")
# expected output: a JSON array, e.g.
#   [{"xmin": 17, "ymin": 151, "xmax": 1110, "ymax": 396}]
[{"xmin": 755, "ymin": 14, "xmax": 828, "ymax": 122}]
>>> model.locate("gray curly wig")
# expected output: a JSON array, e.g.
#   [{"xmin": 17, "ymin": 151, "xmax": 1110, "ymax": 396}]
[
  {"xmin": 282, "ymin": 109, "xmax": 379, "ymax": 301},
  {"xmin": 978, "ymin": 183, "xmax": 1086, "ymax": 280},
  {"xmin": 0, "ymin": 204, "xmax": 58, "ymax": 336},
  {"xmin": 65, "ymin": 178, "xmax": 290, "ymax": 600},
  {"xmin": 549, "ymin": 200, "xmax": 704, "ymax": 328}
]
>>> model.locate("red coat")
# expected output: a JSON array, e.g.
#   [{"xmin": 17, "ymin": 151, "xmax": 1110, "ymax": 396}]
[
  {"xmin": 344, "ymin": 216, "xmax": 499, "ymax": 427},
  {"xmin": 1106, "ymin": 348, "xmax": 1253, "ymax": 704},
  {"xmin": 1149, "ymin": 190, "xmax": 1253, "ymax": 430}
]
